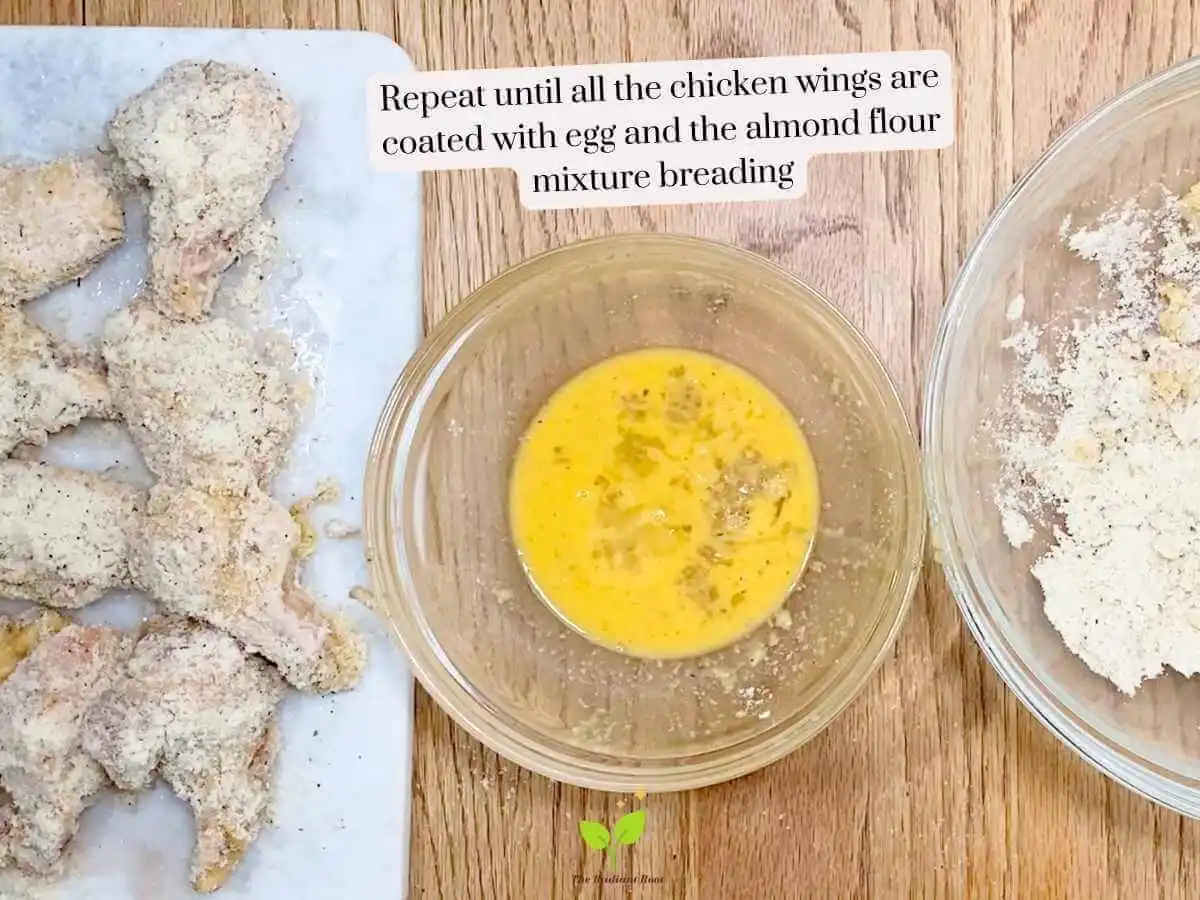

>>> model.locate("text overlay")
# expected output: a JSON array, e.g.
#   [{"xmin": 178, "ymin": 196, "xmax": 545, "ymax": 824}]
[{"xmin": 368, "ymin": 52, "xmax": 954, "ymax": 210}]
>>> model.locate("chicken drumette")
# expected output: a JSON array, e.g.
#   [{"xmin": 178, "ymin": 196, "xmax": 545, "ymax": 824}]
[
  {"xmin": 102, "ymin": 301, "xmax": 298, "ymax": 488},
  {"xmin": 0, "ymin": 613, "xmax": 132, "ymax": 875},
  {"xmin": 0, "ymin": 306, "xmax": 115, "ymax": 457},
  {"xmin": 0, "ymin": 460, "xmax": 144, "ymax": 608},
  {"xmin": 108, "ymin": 61, "xmax": 298, "ymax": 320},
  {"xmin": 82, "ymin": 618, "xmax": 285, "ymax": 893},
  {"xmin": 132, "ymin": 480, "xmax": 365, "ymax": 694},
  {"xmin": 0, "ymin": 156, "xmax": 125, "ymax": 305}
]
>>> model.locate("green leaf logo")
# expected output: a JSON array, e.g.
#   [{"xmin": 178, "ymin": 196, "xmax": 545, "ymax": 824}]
[
  {"xmin": 579, "ymin": 820, "xmax": 610, "ymax": 851},
  {"xmin": 579, "ymin": 808, "xmax": 647, "ymax": 869},
  {"xmin": 612, "ymin": 810, "xmax": 646, "ymax": 846}
]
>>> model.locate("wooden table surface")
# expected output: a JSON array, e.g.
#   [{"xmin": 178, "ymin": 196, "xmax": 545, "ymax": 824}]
[{"xmin": 5, "ymin": 0, "xmax": 1200, "ymax": 897}]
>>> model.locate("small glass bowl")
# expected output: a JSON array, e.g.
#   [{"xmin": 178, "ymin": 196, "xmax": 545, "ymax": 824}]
[
  {"xmin": 366, "ymin": 233, "xmax": 925, "ymax": 791},
  {"xmin": 924, "ymin": 58, "xmax": 1200, "ymax": 815}
]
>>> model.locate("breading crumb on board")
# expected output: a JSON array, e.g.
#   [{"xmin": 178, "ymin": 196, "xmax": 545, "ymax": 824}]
[
  {"xmin": 290, "ymin": 478, "xmax": 342, "ymax": 560},
  {"xmin": 293, "ymin": 478, "xmax": 341, "ymax": 510},
  {"xmin": 996, "ymin": 184, "xmax": 1200, "ymax": 695},
  {"xmin": 348, "ymin": 586, "xmax": 377, "ymax": 613},
  {"xmin": 323, "ymin": 519, "xmax": 361, "ymax": 540}
]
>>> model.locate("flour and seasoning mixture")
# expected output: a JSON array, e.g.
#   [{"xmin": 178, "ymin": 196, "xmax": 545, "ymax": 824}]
[{"xmin": 996, "ymin": 183, "xmax": 1200, "ymax": 695}]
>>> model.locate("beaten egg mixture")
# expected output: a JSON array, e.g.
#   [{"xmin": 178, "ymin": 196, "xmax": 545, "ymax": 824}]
[{"xmin": 509, "ymin": 347, "xmax": 819, "ymax": 658}]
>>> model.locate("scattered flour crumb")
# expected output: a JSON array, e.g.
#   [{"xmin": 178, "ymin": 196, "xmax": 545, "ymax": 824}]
[
  {"xmin": 999, "ymin": 504, "xmax": 1033, "ymax": 549},
  {"xmin": 323, "ymin": 518, "xmax": 360, "ymax": 540},
  {"xmin": 348, "ymin": 585, "xmax": 378, "ymax": 612},
  {"xmin": 290, "ymin": 478, "xmax": 341, "ymax": 560},
  {"xmin": 1006, "ymin": 293, "xmax": 1026, "ymax": 322},
  {"xmin": 1000, "ymin": 320, "xmax": 1042, "ymax": 356}
]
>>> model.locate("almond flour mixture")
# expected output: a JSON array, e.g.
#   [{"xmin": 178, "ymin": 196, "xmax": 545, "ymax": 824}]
[{"xmin": 997, "ymin": 184, "xmax": 1200, "ymax": 695}]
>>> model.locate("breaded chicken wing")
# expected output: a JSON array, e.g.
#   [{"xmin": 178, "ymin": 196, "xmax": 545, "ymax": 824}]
[
  {"xmin": 0, "ymin": 609, "xmax": 69, "ymax": 871},
  {"xmin": 0, "ymin": 617, "xmax": 133, "ymax": 875},
  {"xmin": 108, "ymin": 61, "xmax": 298, "ymax": 320},
  {"xmin": 131, "ymin": 480, "xmax": 364, "ymax": 694},
  {"xmin": 82, "ymin": 618, "xmax": 285, "ymax": 893},
  {"xmin": 0, "ymin": 460, "xmax": 144, "ymax": 608},
  {"xmin": 0, "ymin": 156, "xmax": 125, "ymax": 305},
  {"xmin": 102, "ymin": 302, "xmax": 297, "ymax": 487},
  {"xmin": 0, "ymin": 306, "xmax": 114, "ymax": 457}
]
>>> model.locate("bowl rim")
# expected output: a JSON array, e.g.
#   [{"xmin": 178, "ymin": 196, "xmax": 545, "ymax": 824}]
[
  {"xmin": 365, "ymin": 231, "xmax": 927, "ymax": 792},
  {"xmin": 922, "ymin": 55, "xmax": 1200, "ymax": 817}
]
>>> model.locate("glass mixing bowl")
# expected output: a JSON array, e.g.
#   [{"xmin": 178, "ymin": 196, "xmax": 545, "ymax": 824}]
[
  {"xmin": 924, "ymin": 58, "xmax": 1200, "ymax": 815},
  {"xmin": 366, "ymin": 233, "xmax": 925, "ymax": 790}
]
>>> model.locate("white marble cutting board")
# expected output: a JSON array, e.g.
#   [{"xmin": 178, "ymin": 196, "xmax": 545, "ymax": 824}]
[{"xmin": 0, "ymin": 27, "xmax": 420, "ymax": 900}]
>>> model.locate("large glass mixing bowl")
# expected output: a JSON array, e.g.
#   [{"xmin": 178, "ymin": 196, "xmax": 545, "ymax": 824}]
[{"xmin": 924, "ymin": 58, "xmax": 1200, "ymax": 815}]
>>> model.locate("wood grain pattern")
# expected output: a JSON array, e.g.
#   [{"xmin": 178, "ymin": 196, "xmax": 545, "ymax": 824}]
[{"xmin": 3, "ymin": 0, "xmax": 1200, "ymax": 896}]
